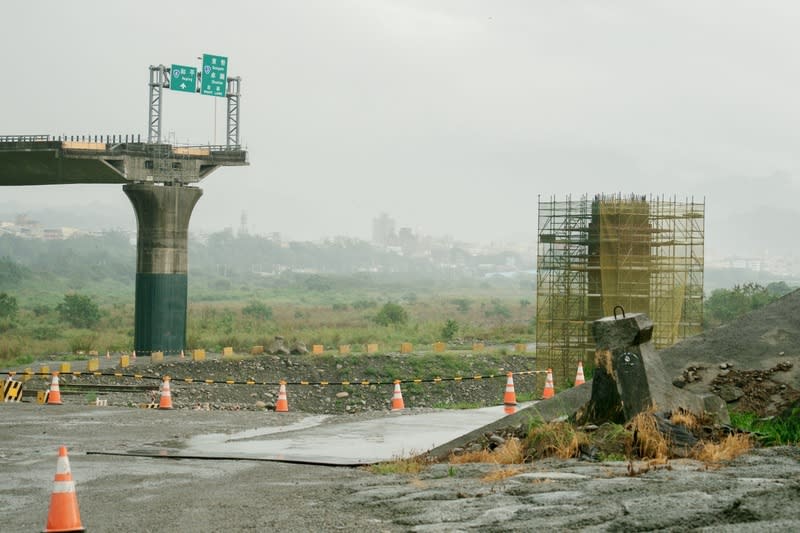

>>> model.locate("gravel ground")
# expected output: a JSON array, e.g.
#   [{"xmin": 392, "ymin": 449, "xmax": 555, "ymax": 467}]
[
  {"xmin": 17, "ymin": 353, "xmax": 541, "ymax": 414},
  {"xmin": 2, "ymin": 403, "xmax": 799, "ymax": 532}
]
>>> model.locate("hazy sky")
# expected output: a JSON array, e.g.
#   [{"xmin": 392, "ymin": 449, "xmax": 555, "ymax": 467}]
[{"xmin": 3, "ymin": 1, "xmax": 800, "ymax": 260}]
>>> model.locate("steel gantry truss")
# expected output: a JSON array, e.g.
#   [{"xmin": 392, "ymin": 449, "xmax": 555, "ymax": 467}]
[{"xmin": 147, "ymin": 65, "xmax": 243, "ymax": 148}]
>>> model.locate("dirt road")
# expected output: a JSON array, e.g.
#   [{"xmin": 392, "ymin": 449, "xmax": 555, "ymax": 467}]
[{"xmin": 2, "ymin": 404, "xmax": 799, "ymax": 532}]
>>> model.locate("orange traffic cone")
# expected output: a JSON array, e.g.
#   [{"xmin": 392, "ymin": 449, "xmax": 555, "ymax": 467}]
[
  {"xmin": 44, "ymin": 446, "xmax": 85, "ymax": 533},
  {"xmin": 574, "ymin": 361, "xmax": 586, "ymax": 386},
  {"xmin": 158, "ymin": 376, "xmax": 173, "ymax": 410},
  {"xmin": 391, "ymin": 380, "xmax": 405, "ymax": 411},
  {"xmin": 47, "ymin": 373, "xmax": 63, "ymax": 405},
  {"xmin": 503, "ymin": 372, "xmax": 517, "ymax": 414},
  {"xmin": 542, "ymin": 369, "xmax": 555, "ymax": 399},
  {"xmin": 275, "ymin": 382, "xmax": 289, "ymax": 412}
]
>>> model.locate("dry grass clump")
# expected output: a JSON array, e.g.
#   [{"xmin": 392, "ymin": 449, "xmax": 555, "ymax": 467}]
[
  {"xmin": 692, "ymin": 433, "xmax": 753, "ymax": 464},
  {"xmin": 669, "ymin": 410, "xmax": 701, "ymax": 432},
  {"xmin": 628, "ymin": 411, "xmax": 670, "ymax": 461},
  {"xmin": 493, "ymin": 438, "xmax": 525, "ymax": 464},
  {"xmin": 449, "ymin": 448, "xmax": 493, "ymax": 464},
  {"xmin": 369, "ymin": 452, "xmax": 430, "ymax": 475},
  {"xmin": 449, "ymin": 437, "xmax": 525, "ymax": 465},
  {"xmin": 525, "ymin": 421, "xmax": 585, "ymax": 460}
]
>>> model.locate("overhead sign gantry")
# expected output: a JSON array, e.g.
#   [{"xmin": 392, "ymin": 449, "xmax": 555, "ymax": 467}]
[{"xmin": 148, "ymin": 52, "xmax": 241, "ymax": 147}]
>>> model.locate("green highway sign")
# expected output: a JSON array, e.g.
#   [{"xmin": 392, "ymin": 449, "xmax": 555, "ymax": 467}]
[
  {"xmin": 201, "ymin": 53, "xmax": 228, "ymax": 97},
  {"xmin": 170, "ymin": 64, "xmax": 197, "ymax": 93}
]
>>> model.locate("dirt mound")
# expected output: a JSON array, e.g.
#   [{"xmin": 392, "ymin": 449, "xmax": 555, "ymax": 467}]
[{"xmin": 660, "ymin": 289, "xmax": 800, "ymax": 416}]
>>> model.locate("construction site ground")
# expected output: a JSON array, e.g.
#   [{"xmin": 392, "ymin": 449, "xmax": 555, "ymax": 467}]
[
  {"xmin": 2, "ymin": 404, "xmax": 799, "ymax": 532},
  {"xmin": 5, "ymin": 290, "xmax": 800, "ymax": 531}
]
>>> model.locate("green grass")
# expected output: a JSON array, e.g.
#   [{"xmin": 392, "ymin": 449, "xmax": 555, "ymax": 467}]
[{"xmin": 730, "ymin": 410, "xmax": 800, "ymax": 445}]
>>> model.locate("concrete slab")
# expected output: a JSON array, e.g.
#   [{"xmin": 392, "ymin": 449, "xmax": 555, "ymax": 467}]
[
  {"xmin": 173, "ymin": 404, "xmax": 531, "ymax": 465},
  {"xmin": 85, "ymin": 404, "xmax": 534, "ymax": 465}
]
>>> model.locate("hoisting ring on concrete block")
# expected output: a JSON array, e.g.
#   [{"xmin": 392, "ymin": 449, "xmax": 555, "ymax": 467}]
[{"xmin": 613, "ymin": 305, "xmax": 626, "ymax": 320}]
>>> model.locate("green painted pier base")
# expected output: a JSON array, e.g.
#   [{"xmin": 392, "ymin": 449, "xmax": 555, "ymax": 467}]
[{"xmin": 124, "ymin": 183, "xmax": 202, "ymax": 355}]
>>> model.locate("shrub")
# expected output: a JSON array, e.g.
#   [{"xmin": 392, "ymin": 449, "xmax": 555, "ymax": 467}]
[
  {"xmin": 451, "ymin": 298, "xmax": 471, "ymax": 313},
  {"xmin": 441, "ymin": 319, "xmax": 459, "ymax": 341},
  {"xmin": 375, "ymin": 302, "xmax": 408, "ymax": 326}
]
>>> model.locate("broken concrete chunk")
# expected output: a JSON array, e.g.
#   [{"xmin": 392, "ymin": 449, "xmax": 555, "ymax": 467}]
[{"xmin": 583, "ymin": 312, "xmax": 728, "ymax": 424}]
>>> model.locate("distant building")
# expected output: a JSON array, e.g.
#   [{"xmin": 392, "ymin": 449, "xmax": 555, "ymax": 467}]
[{"xmin": 372, "ymin": 213, "xmax": 396, "ymax": 246}]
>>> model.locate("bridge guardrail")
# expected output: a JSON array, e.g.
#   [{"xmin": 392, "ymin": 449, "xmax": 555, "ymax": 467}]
[{"xmin": 0, "ymin": 135, "xmax": 52, "ymax": 143}]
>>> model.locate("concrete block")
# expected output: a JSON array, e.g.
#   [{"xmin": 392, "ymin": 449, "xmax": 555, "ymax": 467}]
[{"xmin": 583, "ymin": 312, "xmax": 722, "ymax": 423}]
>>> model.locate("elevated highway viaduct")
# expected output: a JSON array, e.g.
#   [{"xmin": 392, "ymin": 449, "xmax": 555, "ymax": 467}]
[{"xmin": 0, "ymin": 134, "xmax": 248, "ymax": 355}]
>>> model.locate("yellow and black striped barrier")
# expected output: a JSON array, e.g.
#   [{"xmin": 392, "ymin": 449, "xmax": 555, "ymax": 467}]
[{"xmin": 3, "ymin": 377, "xmax": 23, "ymax": 402}]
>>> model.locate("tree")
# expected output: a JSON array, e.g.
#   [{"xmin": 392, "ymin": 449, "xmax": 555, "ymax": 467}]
[
  {"xmin": 56, "ymin": 293, "xmax": 101, "ymax": 328},
  {"xmin": 704, "ymin": 283, "xmax": 779, "ymax": 325},
  {"xmin": 0, "ymin": 292, "xmax": 18, "ymax": 319},
  {"xmin": 375, "ymin": 302, "xmax": 408, "ymax": 326}
]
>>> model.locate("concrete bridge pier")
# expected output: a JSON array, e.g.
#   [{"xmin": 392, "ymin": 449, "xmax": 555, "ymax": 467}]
[{"xmin": 124, "ymin": 183, "xmax": 203, "ymax": 355}]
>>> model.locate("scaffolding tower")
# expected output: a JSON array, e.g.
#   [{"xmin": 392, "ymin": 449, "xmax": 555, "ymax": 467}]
[{"xmin": 535, "ymin": 194, "xmax": 704, "ymax": 387}]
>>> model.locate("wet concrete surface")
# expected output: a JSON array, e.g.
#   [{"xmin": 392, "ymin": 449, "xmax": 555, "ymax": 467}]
[{"xmin": 183, "ymin": 404, "xmax": 529, "ymax": 465}]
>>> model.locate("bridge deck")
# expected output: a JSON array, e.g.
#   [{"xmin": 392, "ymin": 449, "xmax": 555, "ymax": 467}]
[{"xmin": 0, "ymin": 136, "xmax": 247, "ymax": 185}]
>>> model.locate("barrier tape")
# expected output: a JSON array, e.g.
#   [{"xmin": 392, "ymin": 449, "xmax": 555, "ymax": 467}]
[{"xmin": 0, "ymin": 369, "xmax": 544, "ymax": 388}]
